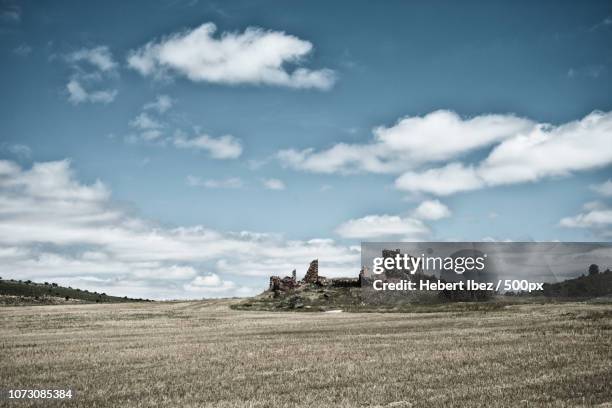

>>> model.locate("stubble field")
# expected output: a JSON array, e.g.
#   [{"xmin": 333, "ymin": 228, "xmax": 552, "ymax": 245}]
[{"xmin": 1, "ymin": 300, "xmax": 611, "ymax": 407}]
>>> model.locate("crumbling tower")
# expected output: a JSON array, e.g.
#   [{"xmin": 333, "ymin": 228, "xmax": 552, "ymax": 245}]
[
  {"xmin": 292, "ymin": 269, "xmax": 297, "ymax": 282},
  {"xmin": 303, "ymin": 259, "xmax": 319, "ymax": 283}
]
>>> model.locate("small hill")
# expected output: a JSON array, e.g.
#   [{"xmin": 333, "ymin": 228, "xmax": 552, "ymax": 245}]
[
  {"xmin": 541, "ymin": 269, "xmax": 612, "ymax": 298},
  {"xmin": 234, "ymin": 284, "xmax": 363, "ymax": 312},
  {"xmin": 0, "ymin": 278, "xmax": 150, "ymax": 306},
  {"xmin": 231, "ymin": 282, "xmax": 509, "ymax": 313}
]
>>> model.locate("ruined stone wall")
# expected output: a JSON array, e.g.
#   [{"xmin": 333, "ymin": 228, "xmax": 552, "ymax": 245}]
[
  {"xmin": 269, "ymin": 275, "xmax": 298, "ymax": 292},
  {"xmin": 331, "ymin": 278, "xmax": 359, "ymax": 287},
  {"xmin": 303, "ymin": 259, "xmax": 319, "ymax": 283}
]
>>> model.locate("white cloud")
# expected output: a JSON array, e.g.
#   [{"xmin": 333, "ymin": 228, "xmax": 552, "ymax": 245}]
[
  {"xmin": 127, "ymin": 22, "xmax": 335, "ymax": 90},
  {"xmin": 67, "ymin": 46, "xmax": 117, "ymax": 72},
  {"xmin": 591, "ymin": 180, "xmax": 612, "ymax": 197},
  {"xmin": 173, "ymin": 133, "xmax": 243, "ymax": 159},
  {"xmin": 132, "ymin": 265, "xmax": 198, "ymax": 280},
  {"xmin": 262, "ymin": 178, "xmax": 285, "ymax": 190},
  {"xmin": 335, "ymin": 214, "xmax": 429, "ymax": 240},
  {"xmin": 559, "ymin": 203, "xmax": 612, "ymax": 231},
  {"xmin": 126, "ymin": 97, "xmax": 241, "ymax": 156},
  {"xmin": 279, "ymin": 110, "xmax": 612, "ymax": 197},
  {"xmin": 129, "ymin": 112, "xmax": 163, "ymax": 130},
  {"xmin": 278, "ymin": 110, "xmax": 533, "ymax": 174},
  {"xmin": 67, "ymin": 79, "xmax": 117, "ymax": 105},
  {"xmin": 183, "ymin": 273, "xmax": 240, "ymax": 295},
  {"xmin": 412, "ymin": 199, "xmax": 451, "ymax": 220},
  {"xmin": 187, "ymin": 175, "xmax": 243, "ymax": 189},
  {"xmin": 278, "ymin": 144, "xmax": 395, "ymax": 174},
  {"xmin": 214, "ymin": 239, "xmax": 360, "ymax": 279},
  {"xmin": 396, "ymin": 111, "xmax": 612, "ymax": 195},
  {"xmin": 189, "ymin": 273, "xmax": 224, "ymax": 287},
  {"xmin": 183, "ymin": 274, "xmax": 256, "ymax": 297},
  {"xmin": 395, "ymin": 163, "xmax": 484, "ymax": 196},
  {"xmin": 144, "ymin": 95, "xmax": 174, "ymax": 113},
  {"xmin": 63, "ymin": 46, "xmax": 118, "ymax": 105},
  {"xmin": 0, "ymin": 160, "xmax": 359, "ymax": 299},
  {"xmin": 373, "ymin": 110, "xmax": 532, "ymax": 163},
  {"xmin": 127, "ymin": 97, "xmax": 174, "ymax": 143}
]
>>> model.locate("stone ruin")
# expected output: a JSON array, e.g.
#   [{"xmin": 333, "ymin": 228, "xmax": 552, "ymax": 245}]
[
  {"xmin": 268, "ymin": 259, "xmax": 359, "ymax": 293},
  {"xmin": 269, "ymin": 275, "xmax": 298, "ymax": 292},
  {"xmin": 266, "ymin": 248, "xmax": 495, "ymax": 302},
  {"xmin": 267, "ymin": 249, "xmax": 424, "ymax": 294},
  {"xmin": 303, "ymin": 259, "xmax": 319, "ymax": 283}
]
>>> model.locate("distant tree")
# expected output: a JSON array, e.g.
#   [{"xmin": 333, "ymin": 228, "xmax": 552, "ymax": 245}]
[
  {"xmin": 25, "ymin": 280, "xmax": 32, "ymax": 284},
  {"xmin": 588, "ymin": 264, "xmax": 600, "ymax": 276},
  {"xmin": 44, "ymin": 282, "xmax": 49, "ymax": 285},
  {"xmin": 65, "ymin": 296, "xmax": 70, "ymax": 301},
  {"xmin": 51, "ymin": 283, "xmax": 58, "ymax": 287}
]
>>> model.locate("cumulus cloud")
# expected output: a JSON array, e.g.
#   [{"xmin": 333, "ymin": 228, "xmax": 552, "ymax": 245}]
[
  {"xmin": 187, "ymin": 175, "xmax": 243, "ymax": 189},
  {"xmin": 412, "ymin": 199, "xmax": 451, "ymax": 220},
  {"xmin": 278, "ymin": 110, "xmax": 533, "ymax": 174},
  {"xmin": 396, "ymin": 111, "xmax": 612, "ymax": 195},
  {"xmin": 560, "ymin": 202, "xmax": 612, "ymax": 237},
  {"xmin": 144, "ymin": 94, "xmax": 174, "ymax": 113},
  {"xmin": 173, "ymin": 133, "xmax": 243, "ymax": 159},
  {"xmin": 67, "ymin": 46, "xmax": 117, "ymax": 72},
  {"xmin": 67, "ymin": 79, "xmax": 117, "ymax": 104},
  {"xmin": 0, "ymin": 160, "xmax": 359, "ymax": 299},
  {"xmin": 279, "ymin": 110, "xmax": 612, "ymax": 197},
  {"xmin": 591, "ymin": 180, "xmax": 612, "ymax": 197},
  {"xmin": 183, "ymin": 273, "xmax": 239, "ymax": 295},
  {"xmin": 129, "ymin": 112, "xmax": 163, "ymax": 131},
  {"xmin": 262, "ymin": 178, "xmax": 285, "ymax": 190},
  {"xmin": 127, "ymin": 22, "xmax": 335, "ymax": 90},
  {"xmin": 64, "ymin": 46, "xmax": 118, "ymax": 105},
  {"xmin": 126, "ymin": 96, "xmax": 175, "ymax": 143},
  {"xmin": 395, "ymin": 163, "xmax": 484, "ymax": 196},
  {"xmin": 335, "ymin": 214, "xmax": 429, "ymax": 240},
  {"xmin": 125, "ymin": 96, "xmax": 242, "ymax": 158},
  {"xmin": 278, "ymin": 144, "xmax": 395, "ymax": 174}
]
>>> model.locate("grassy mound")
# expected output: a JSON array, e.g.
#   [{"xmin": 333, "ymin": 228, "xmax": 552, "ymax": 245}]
[
  {"xmin": 231, "ymin": 283, "xmax": 517, "ymax": 313},
  {"xmin": 542, "ymin": 269, "xmax": 612, "ymax": 298},
  {"xmin": 0, "ymin": 278, "xmax": 150, "ymax": 305}
]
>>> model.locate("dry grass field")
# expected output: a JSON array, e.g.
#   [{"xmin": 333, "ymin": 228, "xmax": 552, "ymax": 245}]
[{"xmin": 1, "ymin": 300, "xmax": 611, "ymax": 407}]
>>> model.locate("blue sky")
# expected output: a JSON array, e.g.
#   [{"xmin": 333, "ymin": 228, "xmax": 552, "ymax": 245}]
[{"xmin": 1, "ymin": 0, "xmax": 611, "ymax": 299}]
